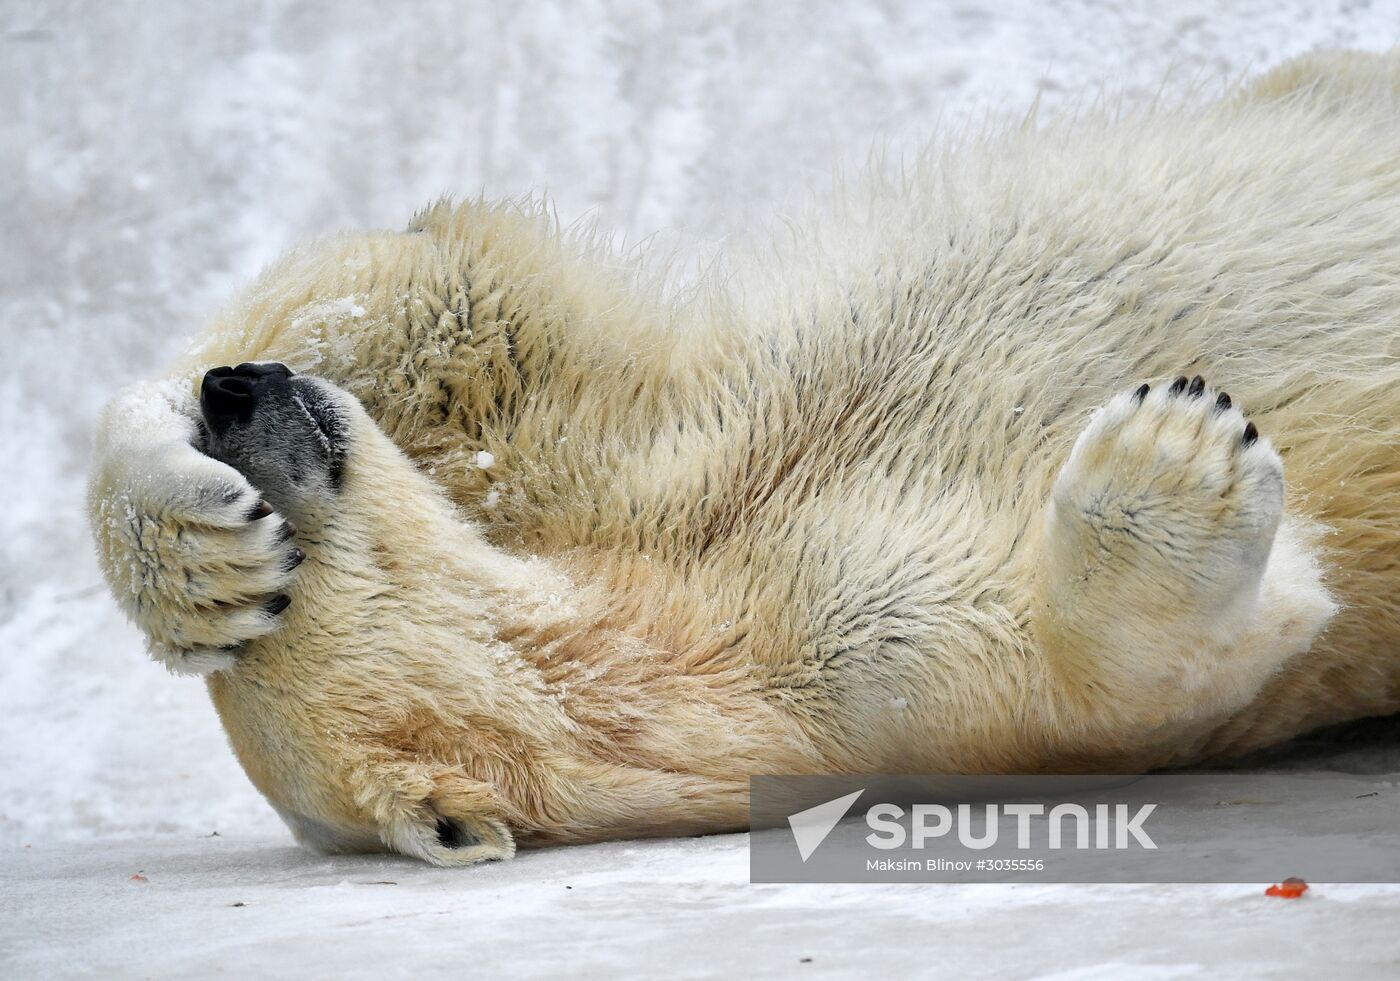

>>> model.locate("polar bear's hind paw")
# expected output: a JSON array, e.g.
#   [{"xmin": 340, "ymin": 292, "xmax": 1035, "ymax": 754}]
[{"xmin": 1053, "ymin": 373, "xmax": 1285, "ymax": 616}]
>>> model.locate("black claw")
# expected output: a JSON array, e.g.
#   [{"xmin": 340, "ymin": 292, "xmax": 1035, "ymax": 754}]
[
  {"xmin": 1188, "ymin": 375, "xmax": 1205, "ymax": 398},
  {"xmin": 277, "ymin": 520, "xmax": 297, "ymax": 542},
  {"xmin": 1215, "ymin": 391, "xmax": 1231, "ymax": 411},
  {"xmin": 285, "ymin": 547, "xmax": 305, "ymax": 571},
  {"xmin": 1242, "ymin": 422, "xmax": 1259, "ymax": 446},
  {"xmin": 247, "ymin": 500, "xmax": 274, "ymax": 521},
  {"xmin": 1133, "ymin": 383, "xmax": 1150, "ymax": 402},
  {"xmin": 264, "ymin": 594, "xmax": 292, "ymax": 616},
  {"xmin": 1168, "ymin": 376, "xmax": 1188, "ymax": 396}
]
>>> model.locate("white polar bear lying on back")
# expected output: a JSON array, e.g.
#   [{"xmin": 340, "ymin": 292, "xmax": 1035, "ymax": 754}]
[{"xmin": 89, "ymin": 51, "xmax": 1400, "ymax": 866}]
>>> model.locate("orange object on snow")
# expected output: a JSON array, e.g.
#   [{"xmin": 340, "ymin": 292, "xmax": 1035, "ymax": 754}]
[{"xmin": 1265, "ymin": 877, "xmax": 1308, "ymax": 898}]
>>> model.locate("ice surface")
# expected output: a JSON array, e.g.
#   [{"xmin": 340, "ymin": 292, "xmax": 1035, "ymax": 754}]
[
  {"xmin": 3, "ymin": 1, "xmax": 1400, "ymax": 975},
  {"xmin": 6, "ymin": 831, "xmax": 1400, "ymax": 978}
]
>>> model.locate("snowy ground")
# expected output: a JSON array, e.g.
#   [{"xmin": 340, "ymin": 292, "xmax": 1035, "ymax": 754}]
[
  {"xmin": 9, "ymin": 833, "xmax": 1400, "ymax": 979},
  {"xmin": 4, "ymin": 1, "xmax": 1400, "ymax": 977}
]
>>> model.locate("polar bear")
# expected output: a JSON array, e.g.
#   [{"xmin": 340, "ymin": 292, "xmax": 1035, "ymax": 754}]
[{"xmin": 89, "ymin": 51, "xmax": 1400, "ymax": 865}]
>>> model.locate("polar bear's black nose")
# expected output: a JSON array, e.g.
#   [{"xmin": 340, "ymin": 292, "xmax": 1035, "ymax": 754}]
[{"xmin": 201, "ymin": 362, "xmax": 294, "ymax": 430}]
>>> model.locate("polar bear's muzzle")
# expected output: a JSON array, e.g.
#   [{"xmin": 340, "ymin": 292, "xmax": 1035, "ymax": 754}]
[
  {"xmin": 201, "ymin": 361, "xmax": 296, "ymax": 427},
  {"xmin": 199, "ymin": 362, "xmax": 348, "ymax": 519}
]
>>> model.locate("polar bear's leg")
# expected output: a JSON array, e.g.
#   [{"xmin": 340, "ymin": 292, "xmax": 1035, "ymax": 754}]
[
  {"xmin": 88, "ymin": 379, "xmax": 303, "ymax": 674},
  {"xmin": 1033, "ymin": 378, "xmax": 1336, "ymax": 726}
]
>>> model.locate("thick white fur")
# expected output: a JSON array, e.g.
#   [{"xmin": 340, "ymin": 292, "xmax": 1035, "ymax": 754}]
[
  {"xmin": 88, "ymin": 51, "xmax": 1400, "ymax": 864},
  {"xmin": 89, "ymin": 380, "xmax": 303, "ymax": 674}
]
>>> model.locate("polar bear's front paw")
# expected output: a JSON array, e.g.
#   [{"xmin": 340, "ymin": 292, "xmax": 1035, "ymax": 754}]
[
  {"xmin": 89, "ymin": 382, "xmax": 305, "ymax": 675},
  {"xmin": 102, "ymin": 479, "xmax": 305, "ymax": 674},
  {"xmin": 1050, "ymin": 375, "xmax": 1285, "ymax": 621}
]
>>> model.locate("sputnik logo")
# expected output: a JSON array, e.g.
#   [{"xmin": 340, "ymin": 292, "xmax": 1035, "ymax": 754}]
[{"xmin": 787, "ymin": 789, "xmax": 864, "ymax": 861}]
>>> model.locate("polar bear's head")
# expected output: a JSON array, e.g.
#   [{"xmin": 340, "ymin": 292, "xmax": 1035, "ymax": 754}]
[
  {"xmin": 196, "ymin": 359, "xmax": 473, "ymax": 579},
  {"xmin": 195, "ymin": 360, "xmax": 501, "ymax": 610},
  {"xmin": 198, "ymin": 361, "xmax": 355, "ymax": 527}
]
